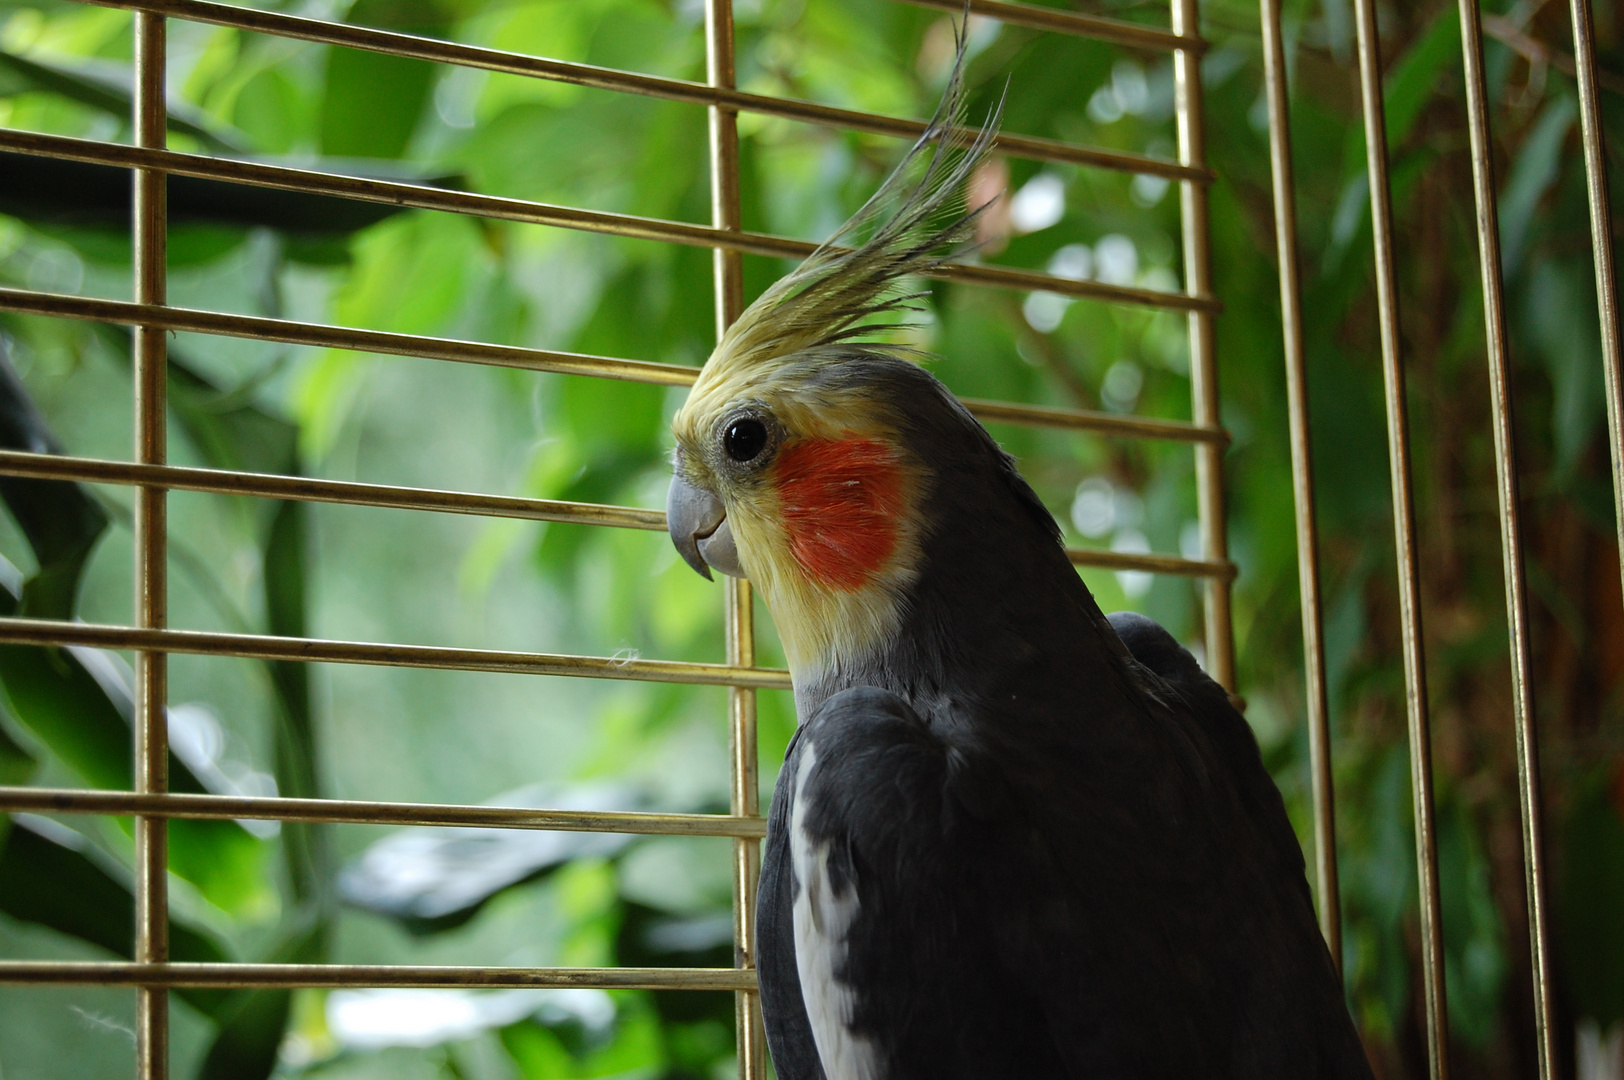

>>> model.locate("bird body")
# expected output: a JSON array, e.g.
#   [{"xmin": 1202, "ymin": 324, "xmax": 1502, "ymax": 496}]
[{"xmin": 665, "ymin": 44, "xmax": 1373, "ymax": 1079}]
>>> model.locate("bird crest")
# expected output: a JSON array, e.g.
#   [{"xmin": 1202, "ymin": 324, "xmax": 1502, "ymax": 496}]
[{"xmin": 679, "ymin": 29, "xmax": 1001, "ymax": 425}]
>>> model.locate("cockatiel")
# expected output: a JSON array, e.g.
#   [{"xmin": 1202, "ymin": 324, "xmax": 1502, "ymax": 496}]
[{"xmin": 665, "ymin": 43, "xmax": 1373, "ymax": 1080}]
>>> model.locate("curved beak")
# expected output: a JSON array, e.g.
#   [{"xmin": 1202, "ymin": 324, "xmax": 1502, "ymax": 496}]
[{"xmin": 666, "ymin": 474, "xmax": 745, "ymax": 580}]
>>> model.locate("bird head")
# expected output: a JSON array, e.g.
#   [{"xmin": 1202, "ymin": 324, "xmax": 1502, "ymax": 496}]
[
  {"xmin": 668, "ymin": 51, "xmax": 998, "ymax": 680},
  {"xmin": 668, "ymin": 342, "xmax": 932, "ymax": 679}
]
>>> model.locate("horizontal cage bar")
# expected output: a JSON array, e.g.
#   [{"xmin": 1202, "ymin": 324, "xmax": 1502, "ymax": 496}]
[
  {"xmin": 0, "ymin": 961, "xmax": 758, "ymax": 992},
  {"xmin": 0, "ymin": 130, "xmax": 1219, "ymax": 314},
  {"xmin": 0, "ymin": 449, "xmax": 668, "ymax": 530},
  {"xmin": 0, "ymin": 288, "xmax": 1227, "ymax": 441},
  {"xmin": 0, "ymin": 451, "xmax": 1230, "ymax": 578},
  {"xmin": 0, "ymin": 786, "xmax": 767, "ymax": 838},
  {"xmin": 1066, "ymin": 546, "xmax": 1234, "ymax": 579},
  {"xmin": 0, "ymin": 617, "xmax": 795, "ymax": 689},
  {"xmin": 900, "ymin": 0, "xmax": 1200, "ymax": 53},
  {"xmin": 79, "ymin": 0, "xmax": 1204, "ymax": 179}
]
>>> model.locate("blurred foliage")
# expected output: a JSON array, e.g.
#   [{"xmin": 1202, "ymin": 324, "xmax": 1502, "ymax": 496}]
[{"xmin": 0, "ymin": 0, "xmax": 1621, "ymax": 1078}]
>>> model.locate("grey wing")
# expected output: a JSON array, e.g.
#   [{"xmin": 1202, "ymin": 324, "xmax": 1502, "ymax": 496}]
[
  {"xmin": 1107, "ymin": 609, "xmax": 1310, "ymax": 890},
  {"xmin": 1106, "ymin": 610, "xmax": 1376, "ymax": 1080},
  {"xmin": 766, "ymin": 685, "xmax": 1083, "ymax": 1080},
  {"xmin": 758, "ymin": 724, "xmax": 826, "ymax": 1080}
]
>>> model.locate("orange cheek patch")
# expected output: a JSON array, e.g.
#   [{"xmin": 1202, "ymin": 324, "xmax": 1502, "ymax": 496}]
[{"xmin": 774, "ymin": 438, "xmax": 906, "ymax": 591}]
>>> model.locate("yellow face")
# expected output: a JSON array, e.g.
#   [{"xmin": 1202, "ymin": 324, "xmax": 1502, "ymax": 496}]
[{"xmin": 669, "ymin": 353, "xmax": 928, "ymax": 682}]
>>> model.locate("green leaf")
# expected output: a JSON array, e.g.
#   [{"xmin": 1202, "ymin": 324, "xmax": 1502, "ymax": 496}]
[
  {"xmin": 166, "ymin": 354, "xmax": 300, "ymax": 478},
  {"xmin": 196, "ymin": 920, "xmax": 325, "ymax": 1080},
  {"xmin": 1524, "ymin": 257, "xmax": 1607, "ymax": 476},
  {"xmin": 228, "ymin": 67, "xmax": 311, "ymax": 156},
  {"xmin": 0, "ymin": 344, "xmax": 108, "ymax": 619},
  {"xmin": 0, "ymin": 624, "xmax": 271, "ymax": 915},
  {"xmin": 0, "ymin": 814, "xmax": 231, "ymax": 1017},
  {"xmin": 0, "ymin": 150, "xmax": 458, "ymax": 242},
  {"xmin": 319, "ymin": 0, "xmax": 449, "ymax": 159},
  {"xmin": 1337, "ymin": 8, "xmax": 1460, "ymax": 184},
  {"xmin": 1562, "ymin": 762, "xmax": 1624, "ymax": 1026},
  {"xmin": 146, "ymin": 345, "xmax": 329, "ymax": 913},
  {"xmin": 0, "ymin": 48, "xmax": 246, "ymax": 152},
  {"xmin": 1499, "ymin": 96, "xmax": 1576, "ymax": 275},
  {"xmin": 615, "ymin": 902, "xmax": 733, "ymax": 1034},
  {"xmin": 0, "ymin": 713, "xmax": 37, "ymax": 785},
  {"xmin": 1382, "ymin": 8, "xmax": 1459, "ymax": 148},
  {"xmin": 264, "ymin": 498, "xmax": 329, "ymax": 909},
  {"xmin": 1438, "ymin": 799, "xmax": 1506, "ymax": 1048},
  {"xmin": 0, "ymin": 637, "xmax": 130, "ymax": 789},
  {"xmin": 198, "ymin": 989, "xmax": 293, "ymax": 1080}
]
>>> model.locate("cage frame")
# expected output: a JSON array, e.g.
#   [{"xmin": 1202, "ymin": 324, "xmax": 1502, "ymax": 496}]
[{"xmin": 0, "ymin": 0, "xmax": 1608, "ymax": 1078}]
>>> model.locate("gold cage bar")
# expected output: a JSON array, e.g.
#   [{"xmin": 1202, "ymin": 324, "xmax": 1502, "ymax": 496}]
[
  {"xmin": 0, "ymin": 616, "xmax": 794, "ymax": 688},
  {"xmin": 1172, "ymin": 0, "xmax": 1234, "ymax": 693},
  {"xmin": 1258, "ymin": 0, "xmax": 1341, "ymax": 971},
  {"xmin": 131, "ymin": 12, "xmax": 170, "ymax": 1079},
  {"xmin": 0, "ymin": 962, "xmax": 757, "ymax": 991},
  {"xmin": 0, "ymin": 449, "xmax": 1229, "ymax": 579},
  {"xmin": 0, "ymin": 3, "xmax": 1241, "ymax": 1078},
  {"xmin": 901, "ymin": 0, "xmax": 1202, "ymax": 52},
  {"xmin": 705, "ymin": 1, "xmax": 766, "ymax": 1074},
  {"xmin": 0, "ymin": 787, "xmax": 767, "ymax": 838},
  {"xmin": 0, "ymin": 290, "xmax": 1229, "ymax": 440},
  {"xmin": 1455, "ymin": 2, "xmax": 1557, "ymax": 1075},
  {"xmin": 1351, "ymin": 0, "xmax": 1451, "ymax": 1075}
]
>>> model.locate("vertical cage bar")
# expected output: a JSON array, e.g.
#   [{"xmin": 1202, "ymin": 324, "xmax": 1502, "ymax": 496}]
[
  {"xmin": 1457, "ymin": 5, "xmax": 1557, "ymax": 1076},
  {"xmin": 724, "ymin": 576, "xmax": 762, "ymax": 1080},
  {"xmin": 132, "ymin": 12, "xmax": 170, "ymax": 1080},
  {"xmin": 1350, "ymin": 2, "xmax": 1450, "ymax": 1076},
  {"xmin": 1567, "ymin": 0, "xmax": 1624, "ymax": 605},
  {"xmin": 1258, "ymin": 0, "xmax": 1341, "ymax": 971},
  {"xmin": 705, "ymin": 3, "xmax": 763, "ymax": 1078},
  {"xmin": 1170, "ymin": 0, "xmax": 1235, "ymax": 693}
]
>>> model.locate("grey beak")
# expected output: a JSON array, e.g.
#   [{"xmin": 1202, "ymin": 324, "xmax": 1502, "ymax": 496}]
[{"xmin": 666, "ymin": 474, "xmax": 746, "ymax": 580}]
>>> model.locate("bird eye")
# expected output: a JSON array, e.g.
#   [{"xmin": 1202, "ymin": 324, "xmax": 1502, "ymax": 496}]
[{"xmin": 724, "ymin": 418, "xmax": 769, "ymax": 463}]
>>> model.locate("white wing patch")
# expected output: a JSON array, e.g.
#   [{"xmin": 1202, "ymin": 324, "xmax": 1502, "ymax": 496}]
[{"xmin": 790, "ymin": 742, "xmax": 882, "ymax": 1080}]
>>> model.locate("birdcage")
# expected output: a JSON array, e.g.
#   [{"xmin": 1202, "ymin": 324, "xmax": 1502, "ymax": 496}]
[{"xmin": 0, "ymin": 0, "xmax": 1612, "ymax": 1078}]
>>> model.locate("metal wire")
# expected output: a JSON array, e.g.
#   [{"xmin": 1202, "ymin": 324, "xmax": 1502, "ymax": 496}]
[
  {"xmin": 1351, "ymin": 1, "xmax": 1450, "ymax": 1075},
  {"xmin": 131, "ymin": 14, "xmax": 169, "ymax": 1078},
  {"xmin": 900, "ymin": 0, "xmax": 1202, "ymax": 52},
  {"xmin": 0, "ymin": 449, "xmax": 1229, "ymax": 579},
  {"xmin": 1258, "ymin": 0, "xmax": 1341, "ymax": 971},
  {"xmin": 1172, "ymin": 0, "xmax": 1235, "ymax": 693},
  {"xmin": 705, "ymin": 2, "xmax": 766, "ymax": 1074},
  {"xmin": 0, "ymin": 787, "xmax": 767, "ymax": 839},
  {"xmin": 81, "ymin": 0, "xmax": 1205, "ymax": 180},
  {"xmin": 1455, "ymin": 4, "xmax": 1556, "ymax": 1075},
  {"xmin": 0, "ymin": 449, "xmax": 670, "ymax": 530},
  {"xmin": 0, "ymin": 288, "xmax": 1227, "ymax": 442},
  {"xmin": 0, "ymin": 962, "xmax": 757, "ymax": 992},
  {"xmin": 0, "ymin": 616, "xmax": 794, "ymax": 688}
]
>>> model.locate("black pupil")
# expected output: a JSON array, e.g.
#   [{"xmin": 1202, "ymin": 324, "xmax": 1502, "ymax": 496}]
[{"xmin": 725, "ymin": 419, "xmax": 768, "ymax": 463}]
